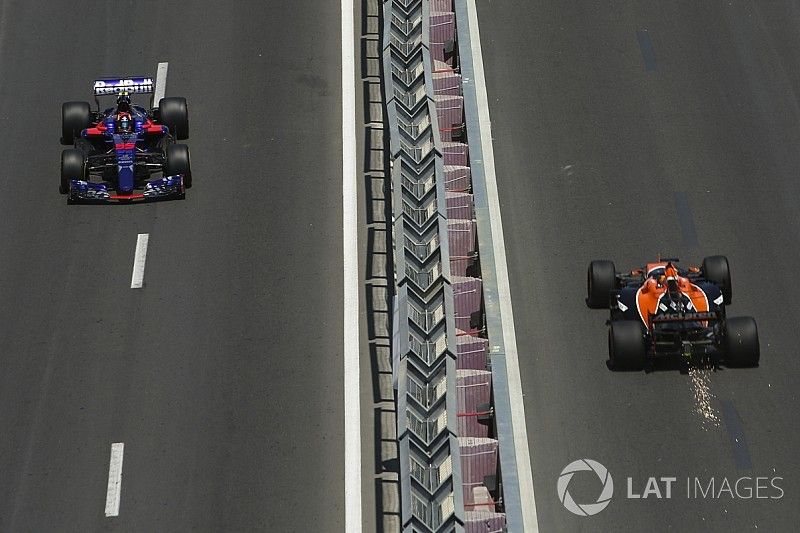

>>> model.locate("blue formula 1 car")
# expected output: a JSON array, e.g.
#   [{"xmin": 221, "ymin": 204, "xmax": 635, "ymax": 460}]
[{"xmin": 59, "ymin": 76, "xmax": 191, "ymax": 203}]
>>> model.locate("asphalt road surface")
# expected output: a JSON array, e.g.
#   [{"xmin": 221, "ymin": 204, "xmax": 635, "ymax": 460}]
[
  {"xmin": 0, "ymin": 1, "xmax": 344, "ymax": 531},
  {"xmin": 477, "ymin": 1, "xmax": 800, "ymax": 531}
]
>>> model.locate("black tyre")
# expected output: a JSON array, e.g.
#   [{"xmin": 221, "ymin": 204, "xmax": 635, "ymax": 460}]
[
  {"xmin": 608, "ymin": 320, "xmax": 646, "ymax": 370},
  {"xmin": 61, "ymin": 101, "xmax": 91, "ymax": 145},
  {"xmin": 165, "ymin": 144, "xmax": 191, "ymax": 188},
  {"xmin": 587, "ymin": 260, "xmax": 617, "ymax": 309},
  {"xmin": 60, "ymin": 149, "xmax": 86, "ymax": 194},
  {"xmin": 725, "ymin": 316, "xmax": 759, "ymax": 367},
  {"xmin": 702, "ymin": 255, "xmax": 732, "ymax": 305},
  {"xmin": 159, "ymin": 97, "xmax": 189, "ymax": 140}
]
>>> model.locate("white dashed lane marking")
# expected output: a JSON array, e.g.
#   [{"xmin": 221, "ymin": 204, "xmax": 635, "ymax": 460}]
[
  {"xmin": 104, "ymin": 443, "xmax": 125, "ymax": 517},
  {"xmin": 154, "ymin": 62, "xmax": 169, "ymax": 104},
  {"xmin": 130, "ymin": 233, "xmax": 149, "ymax": 289}
]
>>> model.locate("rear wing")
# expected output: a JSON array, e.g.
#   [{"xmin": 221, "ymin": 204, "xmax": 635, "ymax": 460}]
[
  {"xmin": 93, "ymin": 77, "xmax": 154, "ymax": 96},
  {"xmin": 93, "ymin": 76, "xmax": 157, "ymax": 111}
]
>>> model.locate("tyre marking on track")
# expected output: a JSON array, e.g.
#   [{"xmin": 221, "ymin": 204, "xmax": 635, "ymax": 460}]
[
  {"xmin": 720, "ymin": 399, "xmax": 753, "ymax": 469},
  {"xmin": 342, "ymin": 0, "xmax": 362, "ymax": 529},
  {"xmin": 675, "ymin": 191, "xmax": 699, "ymax": 248},
  {"xmin": 636, "ymin": 30, "xmax": 657, "ymax": 72},
  {"xmin": 466, "ymin": 0, "xmax": 539, "ymax": 529},
  {"xmin": 154, "ymin": 62, "xmax": 169, "ymax": 105},
  {"xmin": 130, "ymin": 233, "xmax": 149, "ymax": 289},
  {"xmin": 104, "ymin": 443, "xmax": 125, "ymax": 517}
]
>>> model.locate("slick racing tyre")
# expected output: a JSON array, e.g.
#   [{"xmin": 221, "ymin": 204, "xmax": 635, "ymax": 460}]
[
  {"xmin": 165, "ymin": 144, "xmax": 192, "ymax": 188},
  {"xmin": 725, "ymin": 316, "xmax": 760, "ymax": 367},
  {"xmin": 587, "ymin": 260, "xmax": 617, "ymax": 309},
  {"xmin": 608, "ymin": 320, "xmax": 646, "ymax": 370},
  {"xmin": 702, "ymin": 255, "xmax": 732, "ymax": 305},
  {"xmin": 159, "ymin": 97, "xmax": 189, "ymax": 140},
  {"xmin": 60, "ymin": 149, "xmax": 86, "ymax": 194},
  {"xmin": 61, "ymin": 101, "xmax": 91, "ymax": 145}
]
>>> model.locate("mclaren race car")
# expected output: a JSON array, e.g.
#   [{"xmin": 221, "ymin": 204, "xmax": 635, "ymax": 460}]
[
  {"xmin": 586, "ymin": 256, "xmax": 759, "ymax": 370},
  {"xmin": 59, "ymin": 76, "xmax": 191, "ymax": 203}
]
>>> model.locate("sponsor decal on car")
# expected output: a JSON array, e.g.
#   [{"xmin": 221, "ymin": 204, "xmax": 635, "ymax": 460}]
[
  {"xmin": 652, "ymin": 311, "xmax": 717, "ymax": 322},
  {"xmin": 94, "ymin": 77, "xmax": 154, "ymax": 95}
]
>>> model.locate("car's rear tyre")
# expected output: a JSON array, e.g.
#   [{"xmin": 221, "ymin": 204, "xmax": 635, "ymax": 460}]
[
  {"xmin": 608, "ymin": 320, "xmax": 646, "ymax": 370},
  {"xmin": 159, "ymin": 97, "xmax": 189, "ymax": 140},
  {"xmin": 587, "ymin": 260, "xmax": 617, "ymax": 309},
  {"xmin": 165, "ymin": 144, "xmax": 191, "ymax": 188},
  {"xmin": 725, "ymin": 316, "xmax": 759, "ymax": 367},
  {"xmin": 702, "ymin": 255, "xmax": 732, "ymax": 305},
  {"xmin": 60, "ymin": 149, "xmax": 86, "ymax": 194},
  {"xmin": 61, "ymin": 101, "xmax": 91, "ymax": 145}
]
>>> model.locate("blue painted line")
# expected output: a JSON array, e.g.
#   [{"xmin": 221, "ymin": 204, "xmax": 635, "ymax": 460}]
[
  {"xmin": 674, "ymin": 192, "xmax": 699, "ymax": 248},
  {"xmin": 636, "ymin": 30, "xmax": 657, "ymax": 72},
  {"xmin": 720, "ymin": 399, "xmax": 753, "ymax": 470}
]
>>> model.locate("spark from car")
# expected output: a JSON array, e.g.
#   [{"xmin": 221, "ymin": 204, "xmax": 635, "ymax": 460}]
[{"xmin": 689, "ymin": 364, "xmax": 720, "ymax": 429}]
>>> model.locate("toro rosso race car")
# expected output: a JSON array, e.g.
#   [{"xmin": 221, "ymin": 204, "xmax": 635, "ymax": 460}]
[
  {"xmin": 59, "ymin": 76, "xmax": 191, "ymax": 203},
  {"xmin": 587, "ymin": 256, "xmax": 760, "ymax": 370}
]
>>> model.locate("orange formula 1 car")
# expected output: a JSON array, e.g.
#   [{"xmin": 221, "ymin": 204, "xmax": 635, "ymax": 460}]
[{"xmin": 586, "ymin": 256, "xmax": 759, "ymax": 370}]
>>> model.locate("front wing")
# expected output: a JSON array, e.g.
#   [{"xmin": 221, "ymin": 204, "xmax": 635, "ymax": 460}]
[{"xmin": 67, "ymin": 175, "xmax": 186, "ymax": 204}]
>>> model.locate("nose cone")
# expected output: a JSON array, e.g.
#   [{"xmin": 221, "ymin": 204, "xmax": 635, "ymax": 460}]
[
  {"xmin": 113, "ymin": 133, "xmax": 137, "ymax": 193},
  {"xmin": 117, "ymin": 163, "xmax": 135, "ymax": 193}
]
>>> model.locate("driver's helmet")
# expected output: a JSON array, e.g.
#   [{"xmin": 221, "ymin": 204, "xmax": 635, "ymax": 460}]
[
  {"xmin": 118, "ymin": 112, "xmax": 132, "ymax": 133},
  {"xmin": 116, "ymin": 91, "xmax": 131, "ymax": 112}
]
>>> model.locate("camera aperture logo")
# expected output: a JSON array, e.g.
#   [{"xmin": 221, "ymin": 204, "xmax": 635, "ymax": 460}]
[{"xmin": 557, "ymin": 459, "xmax": 614, "ymax": 516}]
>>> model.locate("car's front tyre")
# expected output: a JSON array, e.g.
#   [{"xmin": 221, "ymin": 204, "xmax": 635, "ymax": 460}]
[
  {"xmin": 702, "ymin": 255, "xmax": 732, "ymax": 305},
  {"xmin": 165, "ymin": 144, "xmax": 191, "ymax": 188},
  {"xmin": 60, "ymin": 149, "xmax": 86, "ymax": 195},
  {"xmin": 587, "ymin": 260, "xmax": 617, "ymax": 309}
]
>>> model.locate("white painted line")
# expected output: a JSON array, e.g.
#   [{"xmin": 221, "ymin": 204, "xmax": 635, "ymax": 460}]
[
  {"xmin": 342, "ymin": 0, "xmax": 362, "ymax": 528},
  {"xmin": 130, "ymin": 233, "xmax": 149, "ymax": 289},
  {"xmin": 104, "ymin": 442, "xmax": 125, "ymax": 517},
  {"xmin": 154, "ymin": 62, "xmax": 169, "ymax": 105},
  {"xmin": 466, "ymin": 0, "xmax": 539, "ymax": 530}
]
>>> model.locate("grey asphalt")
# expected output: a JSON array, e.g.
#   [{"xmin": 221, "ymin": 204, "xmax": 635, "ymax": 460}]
[
  {"xmin": 0, "ymin": 2, "xmax": 344, "ymax": 531},
  {"xmin": 477, "ymin": 1, "xmax": 800, "ymax": 531}
]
